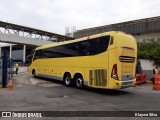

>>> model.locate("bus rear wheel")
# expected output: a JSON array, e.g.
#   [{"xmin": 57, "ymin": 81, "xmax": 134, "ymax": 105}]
[
  {"xmin": 75, "ymin": 75, "xmax": 84, "ymax": 89},
  {"xmin": 64, "ymin": 74, "xmax": 72, "ymax": 87}
]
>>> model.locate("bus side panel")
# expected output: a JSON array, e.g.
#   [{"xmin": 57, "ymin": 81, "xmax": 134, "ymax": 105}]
[
  {"xmin": 108, "ymin": 48, "xmax": 121, "ymax": 89},
  {"xmin": 30, "ymin": 59, "xmax": 62, "ymax": 79},
  {"xmin": 83, "ymin": 54, "xmax": 109, "ymax": 88},
  {"xmin": 30, "ymin": 59, "xmax": 41, "ymax": 75},
  {"xmin": 84, "ymin": 68, "xmax": 92, "ymax": 87},
  {"xmin": 71, "ymin": 57, "xmax": 85, "ymax": 80},
  {"xmin": 61, "ymin": 66, "xmax": 72, "ymax": 77},
  {"xmin": 61, "ymin": 57, "xmax": 73, "ymax": 78},
  {"xmin": 72, "ymin": 67, "xmax": 84, "ymax": 77},
  {"xmin": 51, "ymin": 66, "xmax": 61, "ymax": 78},
  {"xmin": 43, "ymin": 59, "xmax": 60, "ymax": 77},
  {"xmin": 83, "ymin": 56, "xmax": 98, "ymax": 87}
]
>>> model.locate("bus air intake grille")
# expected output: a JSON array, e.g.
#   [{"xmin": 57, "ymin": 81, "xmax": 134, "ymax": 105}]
[
  {"xmin": 89, "ymin": 69, "xmax": 107, "ymax": 86},
  {"xmin": 119, "ymin": 56, "xmax": 135, "ymax": 63}
]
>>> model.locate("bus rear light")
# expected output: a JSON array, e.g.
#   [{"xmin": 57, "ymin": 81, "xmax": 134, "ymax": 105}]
[{"xmin": 111, "ymin": 64, "xmax": 119, "ymax": 80}]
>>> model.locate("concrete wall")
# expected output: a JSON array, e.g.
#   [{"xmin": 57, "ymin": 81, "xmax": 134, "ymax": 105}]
[
  {"xmin": 140, "ymin": 59, "xmax": 157, "ymax": 80},
  {"xmin": 135, "ymin": 32, "xmax": 160, "ymax": 42}
]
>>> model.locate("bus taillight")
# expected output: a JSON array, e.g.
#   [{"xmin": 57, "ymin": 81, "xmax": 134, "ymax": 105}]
[{"xmin": 111, "ymin": 64, "xmax": 119, "ymax": 80}]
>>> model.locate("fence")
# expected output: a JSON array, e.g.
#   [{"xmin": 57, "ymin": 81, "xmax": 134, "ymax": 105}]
[{"xmin": 0, "ymin": 57, "xmax": 14, "ymax": 88}]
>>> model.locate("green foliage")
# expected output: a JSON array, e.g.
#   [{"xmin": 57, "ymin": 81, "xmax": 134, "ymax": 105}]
[{"xmin": 138, "ymin": 37, "xmax": 160, "ymax": 65}]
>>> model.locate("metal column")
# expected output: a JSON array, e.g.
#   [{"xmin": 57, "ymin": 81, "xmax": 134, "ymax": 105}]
[
  {"xmin": 9, "ymin": 45, "xmax": 12, "ymax": 59},
  {"xmin": 2, "ymin": 48, "xmax": 7, "ymax": 88},
  {"xmin": 23, "ymin": 45, "xmax": 26, "ymax": 65}
]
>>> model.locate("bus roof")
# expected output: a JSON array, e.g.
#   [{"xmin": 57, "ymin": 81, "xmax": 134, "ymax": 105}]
[{"xmin": 36, "ymin": 31, "xmax": 118, "ymax": 50}]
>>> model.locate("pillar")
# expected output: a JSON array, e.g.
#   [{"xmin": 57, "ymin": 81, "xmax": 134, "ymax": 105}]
[
  {"xmin": 2, "ymin": 48, "xmax": 7, "ymax": 88},
  {"xmin": 23, "ymin": 45, "xmax": 26, "ymax": 65},
  {"xmin": 9, "ymin": 45, "xmax": 12, "ymax": 59}
]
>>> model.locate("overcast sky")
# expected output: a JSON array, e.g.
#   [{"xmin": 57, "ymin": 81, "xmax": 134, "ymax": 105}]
[{"xmin": 0, "ymin": 0, "xmax": 160, "ymax": 35}]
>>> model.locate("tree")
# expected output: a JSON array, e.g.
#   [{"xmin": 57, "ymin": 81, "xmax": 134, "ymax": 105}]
[{"xmin": 137, "ymin": 37, "xmax": 160, "ymax": 65}]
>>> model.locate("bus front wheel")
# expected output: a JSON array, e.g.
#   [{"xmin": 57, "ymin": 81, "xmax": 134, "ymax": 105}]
[
  {"xmin": 75, "ymin": 75, "xmax": 84, "ymax": 89},
  {"xmin": 32, "ymin": 70, "xmax": 37, "ymax": 78},
  {"xmin": 64, "ymin": 73, "xmax": 72, "ymax": 87}
]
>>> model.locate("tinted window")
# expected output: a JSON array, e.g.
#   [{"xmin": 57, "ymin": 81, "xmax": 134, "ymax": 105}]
[
  {"xmin": 34, "ymin": 36, "xmax": 110, "ymax": 59},
  {"xmin": 78, "ymin": 40, "xmax": 90, "ymax": 56},
  {"xmin": 34, "ymin": 50, "xmax": 42, "ymax": 60},
  {"xmin": 90, "ymin": 36, "xmax": 110, "ymax": 55},
  {"xmin": 46, "ymin": 43, "xmax": 78, "ymax": 58}
]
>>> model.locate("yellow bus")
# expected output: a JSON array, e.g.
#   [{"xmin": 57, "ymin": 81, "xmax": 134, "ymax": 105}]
[{"xmin": 28, "ymin": 31, "xmax": 137, "ymax": 89}]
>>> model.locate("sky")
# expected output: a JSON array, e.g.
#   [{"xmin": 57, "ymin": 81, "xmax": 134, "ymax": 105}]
[{"xmin": 0, "ymin": 0, "xmax": 160, "ymax": 35}]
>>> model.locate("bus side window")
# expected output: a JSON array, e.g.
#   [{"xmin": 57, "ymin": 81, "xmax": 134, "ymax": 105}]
[
  {"xmin": 99, "ymin": 36, "xmax": 110, "ymax": 52},
  {"xmin": 90, "ymin": 36, "xmax": 110, "ymax": 55},
  {"xmin": 65, "ymin": 43, "xmax": 78, "ymax": 56},
  {"xmin": 78, "ymin": 41, "xmax": 90, "ymax": 56}
]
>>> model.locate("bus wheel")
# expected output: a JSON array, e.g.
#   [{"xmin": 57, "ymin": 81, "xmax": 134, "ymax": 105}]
[
  {"xmin": 75, "ymin": 75, "xmax": 84, "ymax": 89},
  {"xmin": 64, "ymin": 74, "xmax": 72, "ymax": 87},
  {"xmin": 33, "ymin": 70, "xmax": 37, "ymax": 78}
]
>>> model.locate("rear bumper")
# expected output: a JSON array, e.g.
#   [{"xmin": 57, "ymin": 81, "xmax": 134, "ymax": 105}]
[{"xmin": 116, "ymin": 80, "xmax": 134, "ymax": 89}]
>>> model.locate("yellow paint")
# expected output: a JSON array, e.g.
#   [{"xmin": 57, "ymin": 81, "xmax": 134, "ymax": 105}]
[
  {"xmin": 29, "ymin": 31, "xmax": 137, "ymax": 89},
  {"xmin": 123, "ymin": 48, "xmax": 133, "ymax": 56}
]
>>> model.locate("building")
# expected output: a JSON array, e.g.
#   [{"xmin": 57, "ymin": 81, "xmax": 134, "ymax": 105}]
[{"xmin": 72, "ymin": 16, "xmax": 160, "ymax": 42}]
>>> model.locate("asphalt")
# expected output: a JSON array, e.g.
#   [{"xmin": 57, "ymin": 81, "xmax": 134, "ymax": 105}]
[{"xmin": 0, "ymin": 73, "xmax": 160, "ymax": 120}]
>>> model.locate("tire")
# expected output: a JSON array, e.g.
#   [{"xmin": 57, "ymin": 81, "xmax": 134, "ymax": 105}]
[
  {"xmin": 64, "ymin": 74, "xmax": 72, "ymax": 87},
  {"xmin": 33, "ymin": 70, "xmax": 37, "ymax": 78},
  {"xmin": 75, "ymin": 75, "xmax": 84, "ymax": 89}
]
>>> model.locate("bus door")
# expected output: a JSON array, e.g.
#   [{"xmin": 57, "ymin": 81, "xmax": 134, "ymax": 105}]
[{"xmin": 119, "ymin": 47, "xmax": 135, "ymax": 84}]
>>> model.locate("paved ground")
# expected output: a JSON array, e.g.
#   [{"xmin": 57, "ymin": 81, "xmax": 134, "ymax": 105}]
[
  {"xmin": 0, "ymin": 73, "xmax": 160, "ymax": 120},
  {"xmin": 16, "ymin": 67, "xmax": 28, "ymax": 74}
]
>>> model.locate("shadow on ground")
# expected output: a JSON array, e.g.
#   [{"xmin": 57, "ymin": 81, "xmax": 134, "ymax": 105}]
[{"xmin": 35, "ymin": 76, "xmax": 131, "ymax": 96}]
